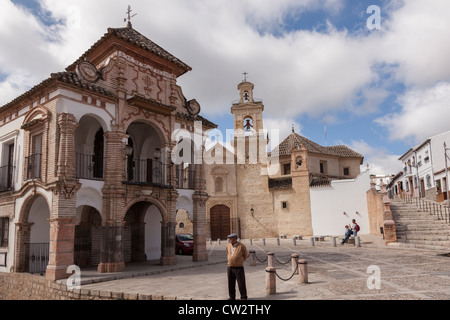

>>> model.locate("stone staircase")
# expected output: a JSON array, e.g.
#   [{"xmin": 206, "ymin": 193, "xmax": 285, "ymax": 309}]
[{"xmin": 390, "ymin": 199, "xmax": 450, "ymax": 252}]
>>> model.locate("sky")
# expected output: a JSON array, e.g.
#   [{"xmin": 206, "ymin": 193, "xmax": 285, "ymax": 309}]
[{"xmin": 1, "ymin": 0, "xmax": 450, "ymax": 176}]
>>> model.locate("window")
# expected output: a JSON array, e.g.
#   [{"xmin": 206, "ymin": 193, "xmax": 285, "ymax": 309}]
[
  {"xmin": 320, "ymin": 161, "xmax": 327, "ymax": 174},
  {"xmin": 283, "ymin": 163, "xmax": 291, "ymax": 175},
  {"xmin": 343, "ymin": 167, "xmax": 350, "ymax": 176},
  {"xmin": 426, "ymin": 175, "xmax": 431, "ymax": 188},
  {"xmin": 0, "ymin": 218, "xmax": 8, "ymax": 247},
  {"xmin": 1, "ymin": 143, "xmax": 14, "ymax": 191},
  {"xmin": 26, "ymin": 134, "xmax": 43, "ymax": 180},
  {"xmin": 215, "ymin": 177, "xmax": 224, "ymax": 193},
  {"xmin": 282, "ymin": 201, "xmax": 287, "ymax": 209}
]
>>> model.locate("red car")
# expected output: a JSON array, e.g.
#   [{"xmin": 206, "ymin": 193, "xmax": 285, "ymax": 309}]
[{"xmin": 176, "ymin": 234, "xmax": 194, "ymax": 255}]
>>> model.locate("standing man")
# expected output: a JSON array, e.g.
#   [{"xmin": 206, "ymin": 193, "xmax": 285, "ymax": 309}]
[
  {"xmin": 351, "ymin": 219, "xmax": 360, "ymax": 237},
  {"xmin": 226, "ymin": 233, "xmax": 248, "ymax": 300}
]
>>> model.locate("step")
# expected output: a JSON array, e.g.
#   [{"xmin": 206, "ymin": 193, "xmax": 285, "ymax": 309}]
[
  {"xmin": 396, "ymin": 234, "xmax": 450, "ymax": 241},
  {"xmin": 397, "ymin": 239, "xmax": 450, "ymax": 247},
  {"xmin": 390, "ymin": 242, "xmax": 450, "ymax": 252}
]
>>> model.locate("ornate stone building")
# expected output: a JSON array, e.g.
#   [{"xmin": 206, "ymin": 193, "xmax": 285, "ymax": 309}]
[
  {"xmin": 0, "ymin": 22, "xmax": 214, "ymax": 280},
  {"xmin": 205, "ymin": 80, "xmax": 364, "ymax": 239}
]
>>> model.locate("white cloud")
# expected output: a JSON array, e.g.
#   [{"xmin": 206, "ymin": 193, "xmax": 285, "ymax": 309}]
[
  {"xmin": 375, "ymin": 82, "xmax": 450, "ymax": 144},
  {"xmin": 348, "ymin": 139, "xmax": 401, "ymax": 175}
]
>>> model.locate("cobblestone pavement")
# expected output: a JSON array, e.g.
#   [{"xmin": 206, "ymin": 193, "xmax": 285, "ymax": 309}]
[{"xmin": 79, "ymin": 235, "xmax": 450, "ymax": 300}]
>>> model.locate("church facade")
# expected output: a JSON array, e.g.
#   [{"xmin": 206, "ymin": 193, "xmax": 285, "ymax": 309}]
[
  {"xmin": 205, "ymin": 81, "xmax": 365, "ymax": 239},
  {"xmin": 0, "ymin": 22, "xmax": 214, "ymax": 280}
]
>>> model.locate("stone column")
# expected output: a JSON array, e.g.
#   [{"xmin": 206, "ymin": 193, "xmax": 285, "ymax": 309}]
[
  {"xmin": 192, "ymin": 163, "xmax": 209, "ymax": 262},
  {"xmin": 97, "ymin": 129, "xmax": 127, "ymax": 273},
  {"xmin": 13, "ymin": 222, "xmax": 32, "ymax": 273},
  {"xmin": 46, "ymin": 113, "xmax": 80, "ymax": 281},
  {"xmin": 46, "ymin": 216, "xmax": 76, "ymax": 281}
]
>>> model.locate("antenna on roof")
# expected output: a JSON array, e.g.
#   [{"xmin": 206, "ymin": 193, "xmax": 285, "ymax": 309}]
[{"xmin": 124, "ymin": 5, "xmax": 137, "ymax": 28}]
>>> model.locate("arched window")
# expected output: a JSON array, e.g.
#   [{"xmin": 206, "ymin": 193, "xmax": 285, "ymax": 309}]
[{"xmin": 215, "ymin": 177, "xmax": 224, "ymax": 193}]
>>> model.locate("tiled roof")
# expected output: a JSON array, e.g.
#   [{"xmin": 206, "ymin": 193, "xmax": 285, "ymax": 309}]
[
  {"xmin": 270, "ymin": 132, "xmax": 363, "ymax": 159},
  {"xmin": 175, "ymin": 112, "xmax": 217, "ymax": 129},
  {"xmin": 0, "ymin": 71, "xmax": 113, "ymax": 112},
  {"xmin": 66, "ymin": 26, "xmax": 191, "ymax": 74},
  {"xmin": 51, "ymin": 72, "xmax": 113, "ymax": 96}
]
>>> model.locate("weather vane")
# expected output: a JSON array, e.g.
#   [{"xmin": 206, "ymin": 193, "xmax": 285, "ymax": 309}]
[{"xmin": 124, "ymin": 5, "xmax": 137, "ymax": 27}]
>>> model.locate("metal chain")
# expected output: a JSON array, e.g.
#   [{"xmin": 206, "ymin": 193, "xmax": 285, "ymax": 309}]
[
  {"xmin": 274, "ymin": 255, "xmax": 291, "ymax": 265},
  {"xmin": 265, "ymin": 263, "xmax": 299, "ymax": 282},
  {"xmin": 254, "ymin": 253, "xmax": 268, "ymax": 263}
]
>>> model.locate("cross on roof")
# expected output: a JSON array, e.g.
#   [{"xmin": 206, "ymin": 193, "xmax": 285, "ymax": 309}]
[
  {"xmin": 124, "ymin": 5, "xmax": 137, "ymax": 27},
  {"xmin": 242, "ymin": 72, "xmax": 248, "ymax": 82}
]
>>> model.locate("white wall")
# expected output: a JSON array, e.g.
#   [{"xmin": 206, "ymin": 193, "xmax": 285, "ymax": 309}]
[
  {"xmin": 144, "ymin": 205, "xmax": 162, "ymax": 260},
  {"xmin": 310, "ymin": 169, "xmax": 371, "ymax": 236}
]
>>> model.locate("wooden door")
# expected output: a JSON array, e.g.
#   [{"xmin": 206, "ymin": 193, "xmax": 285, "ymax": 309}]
[{"xmin": 210, "ymin": 205, "xmax": 230, "ymax": 240}]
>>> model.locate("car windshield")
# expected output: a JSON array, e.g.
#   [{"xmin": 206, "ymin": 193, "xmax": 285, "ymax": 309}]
[{"xmin": 178, "ymin": 234, "xmax": 193, "ymax": 241}]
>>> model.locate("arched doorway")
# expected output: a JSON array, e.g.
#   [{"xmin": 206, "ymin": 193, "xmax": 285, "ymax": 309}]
[
  {"xmin": 27, "ymin": 195, "xmax": 50, "ymax": 274},
  {"xmin": 210, "ymin": 205, "xmax": 230, "ymax": 240},
  {"xmin": 74, "ymin": 206, "xmax": 102, "ymax": 268},
  {"xmin": 75, "ymin": 115, "xmax": 106, "ymax": 180},
  {"xmin": 123, "ymin": 202, "xmax": 162, "ymax": 262}
]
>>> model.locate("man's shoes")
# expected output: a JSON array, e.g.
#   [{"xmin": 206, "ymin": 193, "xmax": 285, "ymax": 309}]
[{"xmin": 227, "ymin": 297, "xmax": 235, "ymax": 300}]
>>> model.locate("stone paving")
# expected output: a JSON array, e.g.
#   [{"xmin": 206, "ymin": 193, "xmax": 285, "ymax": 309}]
[{"xmin": 78, "ymin": 235, "xmax": 450, "ymax": 300}]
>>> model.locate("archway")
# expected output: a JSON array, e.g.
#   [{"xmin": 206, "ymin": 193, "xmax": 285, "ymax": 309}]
[
  {"xmin": 74, "ymin": 206, "xmax": 102, "ymax": 268},
  {"xmin": 210, "ymin": 205, "xmax": 231, "ymax": 240},
  {"xmin": 75, "ymin": 115, "xmax": 106, "ymax": 180},
  {"xmin": 27, "ymin": 195, "xmax": 50, "ymax": 274},
  {"xmin": 123, "ymin": 202, "xmax": 162, "ymax": 262}
]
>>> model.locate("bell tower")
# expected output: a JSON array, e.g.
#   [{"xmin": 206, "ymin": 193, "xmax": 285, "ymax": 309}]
[{"xmin": 231, "ymin": 77, "xmax": 267, "ymax": 164}]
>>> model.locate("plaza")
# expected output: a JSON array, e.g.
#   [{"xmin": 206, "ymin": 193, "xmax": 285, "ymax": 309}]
[{"xmin": 76, "ymin": 235, "xmax": 449, "ymax": 300}]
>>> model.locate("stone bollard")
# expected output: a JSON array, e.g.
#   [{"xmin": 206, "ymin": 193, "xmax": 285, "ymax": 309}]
[
  {"xmin": 262, "ymin": 238, "xmax": 266, "ymax": 246},
  {"xmin": 355, "ymin": 236, "xmax": 361, "ymax": 247},
  {"xmin": 249, "ymin": 238, "xmax": 253, "ymax": 245},
  {"xmin": 249, "ymin": 251, "xmax": 256, "ymax": 266},
  {"xmin": 217, "ymin": 238, "xmax": 221, "ymax": 245},
  {"xmin": 291, "ymin": 253, "xmax": 299, "ymax": 275},
  {"xmin": 276, "ymin": 238, "xmax": 280, "ymax": 246},
  {"xmin": 209, "ymin": 238, "xmax": 212, "ymax": 245},
  {"xmin": 267, "ymin": 252, "xmax": 274, "ymax": 268},
  {"xmin": 266, "ymin": 267, "xmax": 276, "ymax": 295},
  {"xmin": 298, "ymin": 259, "xmax": 308, "ymax": 284},
  {"xmin": 292, "ymin": 237, "xmax": 297, "ymax": 246},
  {"xmin": 331, "ymin": 236, "xmax": 337, "ymax": 247},
  {"xmin": 310, "ymin": 237, "xmax": 315, "ymax": 247}
]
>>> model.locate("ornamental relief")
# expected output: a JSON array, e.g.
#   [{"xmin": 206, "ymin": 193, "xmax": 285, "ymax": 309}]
[{"xmin": 206, "ymin": 200, "xmax": 234, "ymax": 213}]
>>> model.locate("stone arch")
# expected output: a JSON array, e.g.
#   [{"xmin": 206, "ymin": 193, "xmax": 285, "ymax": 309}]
[
  {"xmin": 74, "ymin": 206, "xmax": 102, "ymax": 267},
  {"xmin": 21, "ymin": 106, "xmax": 51, "ymax": 128},
  {"xmin": 123, "ymin": 201, "xmax": 164, "ymax": 262},
  {"xmin": 15, "ymin": 192, "xmax": 51, "ymax": 273}
]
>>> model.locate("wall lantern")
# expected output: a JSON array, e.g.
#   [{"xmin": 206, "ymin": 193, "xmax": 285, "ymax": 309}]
[
  {"xmin": 125, "ymin": 144, "xmax": 133, "ymax": 157},
  {"xmin": 250, "ymin": 207, "xmax": 254, "ymax": 216},
  {"xmin": 154, "ymin": 148, "xmax": 161, "ymax": 160}
]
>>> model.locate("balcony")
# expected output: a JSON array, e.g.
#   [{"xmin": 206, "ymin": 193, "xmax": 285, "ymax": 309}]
[
  {"xmin": 176, "ymin": 165, "xmax": 195, "ymax": 190},
  {"xmin": 126, "ymin": 159, "xmax": 172, "ymax": 188},
  {"xmin": 76, "ymin": 153, "xmax": 104, "ymax": 181},
  {"xmin": 25, "ymin": 153, "xmax": 42, "ymax": 180},
  {"xmin": 0, "ymin": 165, "xmax": 14, "ymax": 192}
]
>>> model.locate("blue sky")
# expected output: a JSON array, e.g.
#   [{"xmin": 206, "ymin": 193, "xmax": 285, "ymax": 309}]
[{"xmin": 1, "ymin": 0, "xmax": 450, "ymax": 175}]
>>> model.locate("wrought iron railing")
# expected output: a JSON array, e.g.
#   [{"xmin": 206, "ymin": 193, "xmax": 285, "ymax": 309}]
[
  {"xmin": 27, "ymin": 242, "xmax": 49, "ymax": 275},
  {"xmin": 25, "ymin": 153, "xmax": 42, "ymax": 180},
  {"xmin": 0, "ymin": 165, "xmax": 14, "ymax": 192},
  {"xmin": 176, "ymin": 165, "xmax": 195, "ymax": 189},
  {"xmin": 76, "ymin": 153, "xmax": 104, "ymax": 180},
  {"xmin": 403, "ymin": 194, "xmax": 449, "ymax": 224},
  {"xmin": 126, "ymin": 159, "xmax": 172, "ymax": 187}
]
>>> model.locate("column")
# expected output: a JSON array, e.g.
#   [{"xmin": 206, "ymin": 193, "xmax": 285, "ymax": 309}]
[{"xmin": 192, "ymin": 163, "xmax": 209, "ymax": 262}]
